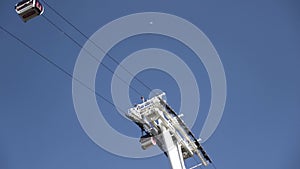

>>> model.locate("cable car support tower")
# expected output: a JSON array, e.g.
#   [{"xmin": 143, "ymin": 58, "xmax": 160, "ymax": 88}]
[{"xmin": 126, "ymin": 93, "xmax": 212, "ymax": 169}]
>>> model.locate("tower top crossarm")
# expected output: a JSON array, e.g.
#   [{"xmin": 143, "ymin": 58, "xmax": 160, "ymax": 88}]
[{"xmin": 126, "ymin": 93, "xmax": 212, "ymax": 168}]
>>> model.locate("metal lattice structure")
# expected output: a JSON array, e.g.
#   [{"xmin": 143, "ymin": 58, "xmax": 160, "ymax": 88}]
[{"xmin": 126, "ymin": 93, "xmax": 212, "ymax": 169}]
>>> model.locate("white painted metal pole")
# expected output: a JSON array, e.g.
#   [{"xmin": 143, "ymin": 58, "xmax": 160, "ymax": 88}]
[{"xmin": 161, "ymin": 130, "xmax": 186, "ymax": 169}]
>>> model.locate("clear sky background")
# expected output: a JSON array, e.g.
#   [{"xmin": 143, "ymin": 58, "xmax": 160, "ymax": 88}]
[{"xmin": 0, "ymin": 0, "xmax": 299, "ymax": 169}]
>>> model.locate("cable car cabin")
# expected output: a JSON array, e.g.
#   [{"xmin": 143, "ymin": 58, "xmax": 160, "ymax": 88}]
[{"xmin": 15, "ymin": 0, "xmax": 44, "ymax": 22}]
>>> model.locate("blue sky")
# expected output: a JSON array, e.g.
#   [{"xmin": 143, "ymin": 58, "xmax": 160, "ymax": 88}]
[{"xmin": 0, "ymin": 0, "xmax": 299, "ymax": 169}]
